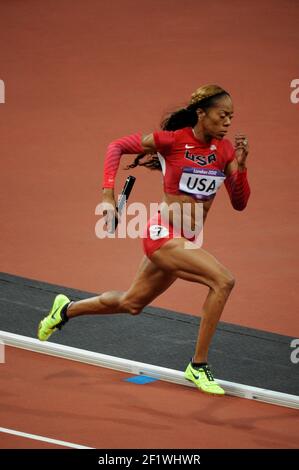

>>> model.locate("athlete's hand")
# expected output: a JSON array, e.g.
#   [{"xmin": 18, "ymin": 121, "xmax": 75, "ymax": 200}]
[
  {"xmin": 234, "ymin": 134, "xmax": 249, "ymax": 169},
  {"xmin": 102, "ymin": 190, "xmax": 119, "ymax": 233}
]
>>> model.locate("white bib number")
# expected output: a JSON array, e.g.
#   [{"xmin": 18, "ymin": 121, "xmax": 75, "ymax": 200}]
[
  {"xmin": 179, "ymin": 167, "xmax": 226, "ymax": 200},
  {"xmin": 149, "ymin": 225, "xmax": 169, "ymax": 240}
]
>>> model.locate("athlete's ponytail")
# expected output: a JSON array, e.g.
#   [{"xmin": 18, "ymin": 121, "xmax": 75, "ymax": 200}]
[{"xmin": 160, "ymin": 105, "xmax": 198, "ymax": 131}]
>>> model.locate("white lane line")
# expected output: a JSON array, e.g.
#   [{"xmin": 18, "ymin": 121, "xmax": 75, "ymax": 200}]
[{"xmin": 0, "ymin": 427, "xmax": 94, "ymax": 449}]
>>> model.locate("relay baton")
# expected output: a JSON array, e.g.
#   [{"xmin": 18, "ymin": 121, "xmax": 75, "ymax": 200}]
[{"xmin": 114, "ymin": 175, "xmax": 136, "ymax": 230}]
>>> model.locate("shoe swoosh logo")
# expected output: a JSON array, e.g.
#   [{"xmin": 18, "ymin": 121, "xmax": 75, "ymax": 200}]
[
  {"xmin": 191, "ymin": 370, "xmax": 200, "ymax": 380},
  {"xmin": 51, "ymin": 306, "xmax": 60, "ymax": 320}
]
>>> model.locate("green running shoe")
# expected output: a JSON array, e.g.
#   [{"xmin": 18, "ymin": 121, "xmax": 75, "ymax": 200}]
[
  {"xmin": 184, "ymin": 362, "xmax": 225, "ymax": 396},
  {"xmin": 38, "ymin": 294, "xmax": 70, "ymax": 341}
]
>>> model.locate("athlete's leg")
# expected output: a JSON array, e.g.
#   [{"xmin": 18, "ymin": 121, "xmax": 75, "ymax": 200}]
[
  {"xmin": 66, "ymin": 255, "xmax": 176, "ymax": 318},
  {"xmin": 150, "ymin": 238, "xmax": 235, "ymax": 364},
  {"xmin": 38, "ymin": 255, "xmax": 176, "ymax": 342}
]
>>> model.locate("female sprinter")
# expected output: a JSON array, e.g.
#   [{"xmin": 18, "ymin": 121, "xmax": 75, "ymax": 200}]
[{"xmin": 38, "ymin": 84, "xmax": 250, "ymax": 396}]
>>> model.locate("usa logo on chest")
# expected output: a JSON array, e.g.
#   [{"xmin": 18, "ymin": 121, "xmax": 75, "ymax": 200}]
[{"xmin": 184, "ymin": 150, "xmax": 217, "ymax": 167}]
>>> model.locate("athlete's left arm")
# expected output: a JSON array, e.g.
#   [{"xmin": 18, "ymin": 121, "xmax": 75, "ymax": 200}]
[{"xmin": 224, "ymin": 134, "xmax": 251, "ymax": 211}]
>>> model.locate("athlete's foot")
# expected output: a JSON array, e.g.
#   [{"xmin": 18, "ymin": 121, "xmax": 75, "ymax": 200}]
[
  {"xmin": 37, "ymin": 294, "xmax": 70, "ymax": 341},
  {"xmin": 184, "ymin": 361, "xmax": 225, "ymax": 395}
]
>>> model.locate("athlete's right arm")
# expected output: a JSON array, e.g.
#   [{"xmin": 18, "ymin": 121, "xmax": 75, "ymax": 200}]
[
  {"xmin": 102, "ymin": 133, "xmax": 157, "ymax": 191},
  {"xmin": 101, "ymin": 131, "xmax": 173, "ymax": 228},
  {"xmin": 101, "ymin": 133, "xmax": 156, "ymax": 229},
  {"xmin": 102, "ymin": 129, "xmax": 176, "ymax": 191}
]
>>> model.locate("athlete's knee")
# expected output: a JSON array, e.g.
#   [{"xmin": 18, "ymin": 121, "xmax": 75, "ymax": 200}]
[
  {"xmin": 125, "ymin": 302, "xmax": 144, "ymax": 316},
  {"xmin": 128, "ymin": 306, "xmax": 143, "ymax": 316},
  {"xmin": 214, "ymin": 269, "xmax": 235, "ymax": 292},
  {"xmin": 120, "ymin": 294, "xmax": 144, "ymax": 316}
]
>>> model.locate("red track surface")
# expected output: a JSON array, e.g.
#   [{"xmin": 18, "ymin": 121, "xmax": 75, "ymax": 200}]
[
  {"xmin": 1, "ymin": 347, "xmax": 299, "ymax": 449},
  {"xmin": 0, "ymin": 0, "xmax": 298, "ymax": 448}
]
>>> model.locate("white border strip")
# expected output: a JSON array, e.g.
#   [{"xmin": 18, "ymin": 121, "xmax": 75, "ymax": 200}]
[
  {"xmin": 1, "ymin": 330, "xmax": 298, "ymax": 410},
  {"xmin": 0, "ymin": 426, "xmax": 93, "ymax": 449}
]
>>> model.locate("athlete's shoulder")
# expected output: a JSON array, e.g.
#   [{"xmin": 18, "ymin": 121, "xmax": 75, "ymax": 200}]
[{"xmin": 153, "ymin": 129, "xmax": 176, "ymax": 153}]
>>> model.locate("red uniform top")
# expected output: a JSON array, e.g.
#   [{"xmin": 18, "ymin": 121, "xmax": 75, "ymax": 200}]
[
  {"xmin": 153, "ymin": 127, "xmax": 235, "ymax": 201},
  {"xmin": 102, "ymin": 128, "xmax": 250, "ymax": 210}
]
